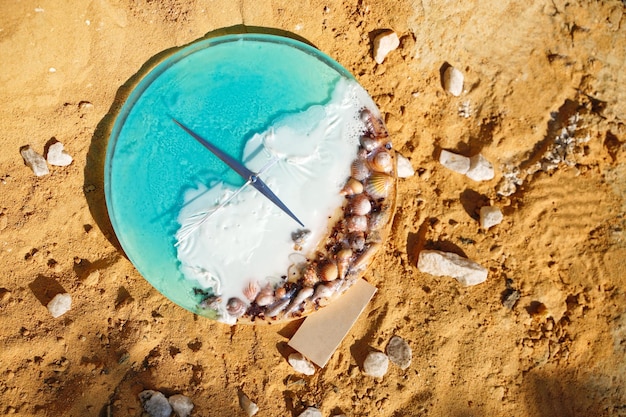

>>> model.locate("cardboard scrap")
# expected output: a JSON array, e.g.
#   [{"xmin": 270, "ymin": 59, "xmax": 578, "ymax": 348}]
[{"xmin": 288, "ymin": 279, "xmax": 377, "ymax": 368}]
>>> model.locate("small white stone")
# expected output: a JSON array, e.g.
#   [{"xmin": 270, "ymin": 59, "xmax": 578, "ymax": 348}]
[
  {"xmin": 480, "ymin": 206, "xmax": 503, "ymax": 229},
  {"xmin": 418, "ymin": 250, "xmax": 488, "ymax": 286},
  {"xmin": 466, "ymin": 154, "xmax": 495, "ymax": 181},
  {"xmin": 362, "ymin": 351, "xmax": 389, "ymax": 378},
  {"xmin": 298, "ymin": 407, "xmax": 323, "ymax": 417},
  {"xmin": 20, "ymin": 146, "xmax": 49, "ymax": 177},
  {"xmin": 443, "ymin": 66, "xmax": 464, "ymax": 96},
  {"xmin": 439, "ymin": 150, "xmax": 470, "ymax": 174},
  {"xmin": 47, "ymin": 293, "xmax": 71, "ymax": 318},
  {"xmin": 168, "ymin": 394, "xmax": 194, "ymax": 417},
  {"xmin": 48, "ymin": 67, "xmax": 56, "ymax": 73},
  {"xmin": 139, "ymin": 390, "xmax": 172, "ymax": 417},
  {"xmin": 373, "ymin": 30, "xmax": 400, "ymax": 64},
  {"xmin": 238, "ymin": 392, "xmax": 259, "ymax": 417},
  {"xmin": 288, "ymin": 352, "xmax": 315, "ymax": 375},
  {"xmin": 46, "ymin": 142, "xmax": 73, "ymax": 167},
  {"xmin": 386, "ymin": 336, "xmax": 412, "ymax": 370},
  {"xmin": 396, "ymin": 154, "xmax": 415, "ymax": 178}
]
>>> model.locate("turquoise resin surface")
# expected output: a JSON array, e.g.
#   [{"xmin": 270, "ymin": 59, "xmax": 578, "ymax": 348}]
[{"xmin": 105, "ymin": 34, "xmax": 355, "ymax": 315}]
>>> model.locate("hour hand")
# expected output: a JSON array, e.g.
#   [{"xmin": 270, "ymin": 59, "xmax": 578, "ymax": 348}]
[{"xmin": 172, "ymin": 119, "xmax": 305, "ymax": 227}]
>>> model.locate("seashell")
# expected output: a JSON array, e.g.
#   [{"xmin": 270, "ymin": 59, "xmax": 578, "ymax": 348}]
[
  {"xmin": 255, "ymin": 285, "xmax": 275, "ymax": 307},
  {"xmin": 313, "ymin": 281, "xmax": 340, "ymax": 301},
  {"xmin": 275, "ymin": 286, "xmax": 287, "ymax": 299},
  {"xmin": 302, "ymin": 265, "xmax": 319, "ymax": 287},
  {"xmin": 365, "ymin": 172, "xmax": 393, "ymax": 199},
  {"xmin": 226, "ymin": 297, "xmax": 247, "ymax": 318},
  {"xmin": 369, "ymin": 150, "xmax": 393, "ymax": 173},
  {"xmin": 346, "ymin": 215, "xmax": 368, "ymax": 233},
  {"xmin": 243, "ymin": 280, "xmax": 260, "ymax": 302},
  {"xmin": 347, "ymin": 231, "xmax": 366, "ymax": 251},
  {"xmin": 360, "ymin": 135, "xmax": 381, "ymax": 152},
  {"xmin": 357, "ymin": 147, "xmax": 369, "ymax": 160},
  {"xmin": 351, "ymin": 242, "xmax": 382, "ymax": 273},
  {"xmin": 198, "ymin": 295, "xmax": 221, "ymax": 310},
  {"xmin": 341, "ymin": 177, "xmax": 364, "ymax": 196},
  {"xmin": 265, "ymin": 298, "xmax": 290, "ymax": 318},
  {"xmin": 351, "ymin": 159, "xmax": 371, "ymax": 181},
  {"xmin": 368, "ymin": 208, "xmax": 391, "ymax": 231},
  {"xmin": 348, "ymin": 194, "xmax": 372, "ymax": 216},
  {"xmin": 319, "ymin": 260, "xmax": 339, "ymax": 282},
  {"xmin": 335, "ymin": 248, "xmax": 353, "ymax": 279},
  {"xmin": 360, "ymin": 108, "xmax": 389, "ymax": 139},
  {"xmin": 285, "ymin": 287, "xmax": 315, "ymax": 315}
]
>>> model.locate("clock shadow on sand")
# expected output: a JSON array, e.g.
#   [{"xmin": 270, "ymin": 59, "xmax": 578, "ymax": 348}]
[{"xmin": 84, "ymin": 25, "xmax": 319, "ymax": 256}]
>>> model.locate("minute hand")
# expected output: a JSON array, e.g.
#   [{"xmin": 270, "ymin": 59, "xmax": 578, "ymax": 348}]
[{"xmin": 173, "ymin": 119, "xmax": 305, "ymax": 228}]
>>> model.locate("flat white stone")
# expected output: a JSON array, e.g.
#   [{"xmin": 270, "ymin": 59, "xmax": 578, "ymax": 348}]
[
  {"xmin": 418, "ymin": 250, "xmax": 487, "ymax": 286},
  {"xmin": 238, "ymin": 392, "xmax": 259, "ymax": 417},
  {"xmin": 439, "ymin": 150, "xmax": 470, "ymax": 174},
  {"xmin": 139, "ymin": 390, "xmax": 172, "ymax": 417},
  {"xmin": 20, "ymin": 146, "xmax": 49, "ymax": 177},
  {"xmin": 480, "ymin": 206, "xmax": 503, "ymax": 229},
  {"xmin": 443, "ymin": 66, "xmax": 464, "ymax": 96},
  {"xmin": 396, "ymin": 154, "xmax": 415, "ymax": 178},
  {"xmin": 168, "ymin": 394, "xmax": 194, "ymax": 417},
  {"xmin": 47, "ymin": 142, "xmax": 73, "ymax": 166},
  {"xmin": 47, "ymin": 293, "xmax": 71, "ymax": 318},
  {"xmin": 298, "ymin": 407, "xmax": 323, "ymax": 417},
  {"xmin": 288, "ymin": 352, "xmax": 315, "ymax": 375},
  {"xmin": 466, "ymin": 154, "xmax": 494, "ymax": 181},
  {"xmin": 373, "ymin": 30, "xmax": 400, "ymax": 64},
  {"xmin": 386, "ymin": 336, "xmax": 412, "ymax": 370},
  {"xmin": 362, "ymin": 351, "xmax": 389, "ymax": 378}
]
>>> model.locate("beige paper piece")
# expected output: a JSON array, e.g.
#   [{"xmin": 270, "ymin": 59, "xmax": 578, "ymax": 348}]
[{"xmin": 288, "ymin": 279, "xmax": 377, "ymax": 368}]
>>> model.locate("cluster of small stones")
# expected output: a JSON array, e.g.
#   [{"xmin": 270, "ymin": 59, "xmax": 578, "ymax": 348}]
[{"xmin": 198, "ymin": 108, "xmax": 396, "ymax": 324}]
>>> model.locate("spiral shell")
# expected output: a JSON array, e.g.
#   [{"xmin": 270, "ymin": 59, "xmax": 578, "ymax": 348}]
[
  {"xmin": 341, "ymin": 177, "xmax": 364, "ymax": 196},
  {"xmin": 319, "ymin": 260, "xmax": 339, "ymax": 282},
  {"xmin": 336, "ymin": 248, "xmax": 353, "ymax": 279},
  {"xmin": 243, "ymin": 280, "xmax": 260, "ymax": 302},
  {"xmin": 346, "ymin": 215, "xmax": 368, "ymax": 233},
  {"xmin": 226, "ymin": 297, "xmax": 247, "ymax": 318},
  {"xmin": 361, "ymin": 108, "xmax": 389, "ymax": 139},
  {"xmin": 365, "ymin": 172, "xmax": 393, "ymax": 199},
  {"xmin": 369, "ymin": 150, "xmax": 393, "ymax": 173},
  {"xmin": 266, "ymin": 298, "xmax": 290, "ymax": 318},
  {"xmin": 348, "ymin": 194, "xmax": 372, "ymax": 216},
  {"xmin": 255, "ymin": 285, "xmax": 275, "ymax": 307},
  {"xmin": 285, "ymin": 287, "xmax": 315, "ymax": 315},
  {"xmin": 351, "ymin": 159, "xmax": 370, "ymax": 181}
]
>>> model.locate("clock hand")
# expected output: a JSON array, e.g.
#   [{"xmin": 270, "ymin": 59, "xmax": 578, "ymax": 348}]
[{"xmin": 173, "ymin": 119, "xmax": 305, "ymax": 228}]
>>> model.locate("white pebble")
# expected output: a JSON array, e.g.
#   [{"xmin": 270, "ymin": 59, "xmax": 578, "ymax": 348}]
[
  {"xmin": 443, "ymin": 66, "xmax": 464, "ymax": 96},
  {"xmin": 47, "ymin": 293, "xmax": 71, "ymax": 318},
  {"xmin": 298, "ymin": 407, "xmax": 323, "ymax": 417},
  {"xmin": 466, "ymin": 154, "xmax": 494, "ymax": 181},
  {"xmin": 20, "ymin": 145, "xmax": 49, "ymax": 177},
  {"xmin": 396, "ymin": 154, "xmax": 415, "ymax": 178},
  {"xmin": 362, "ymin": 351, "xmax": 389, "ymax": 378},
  {"xmin": 238, "ymin": 392, "xmax": 259, "ymax": 417},
  {"xmin": 48, "ymin": 67, "xmax": 56, "ymax": 73},
  {"xmin": 418, "ymin": 250, "xmax": 487, "ymax": 286},
  {"xmin": 139, "ymin": 390, "xmax": 172, "ymax": 417},
  {"xmin": 168, "ymin": 394, "xmax": 194, "ymax": 417},
  {"xmin": 47, "ymin": 142, "xmax": 73, "ymax": 167},
  {"xmin": 288, "ymin": 352, "xmax": 315, "ymax": 375},
  {"xmin": 385, "ymin": 336, "xmax": 412, "ymax": 370},
  {"xmin": 480, "ymin": 206, "xmax": 503, "ymax": 229},
  {"xmin": 373, "ymin": 30, "xmax": 400, "ymax": 64},
  {"xmin": 439, "ymin": 150, "xmax": 470, "ymax": 174}
]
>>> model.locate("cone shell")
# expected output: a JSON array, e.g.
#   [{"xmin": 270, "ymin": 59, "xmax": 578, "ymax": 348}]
[
  {"xmin": 365, "ymin": 172, "xmax": 393, "ymax": 199},
  {"xmin": 351, "ymin": 159, "xmax": 370, "ymax": 181},
  {"xmin": 348, "ymin": 194, "xmax": 371, "ymax": 216},
  {"xmin": 369, "ymin": 150, "xmax": 393, "ymax": 173}
]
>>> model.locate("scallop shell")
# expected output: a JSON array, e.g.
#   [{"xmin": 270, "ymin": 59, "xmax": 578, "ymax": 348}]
[
  {"xmin": 365, "ymin": 172, "xmax": 393, "ymax": 199},
  {"xmin": 360, "ymin": 108, "xmax": 389, "ymax": 139},
  {"xmin": 255, "ymin": 285, "xmax": 275, "ymax": 307},
  {"xmin": 319, "ymin": 261, "xmax": 339, "ymax": 282},
  {"xmin": 351, "ymin": 159, "xmax": 370, "ymax": 181},
  {"xmin": 346, "ymin": 215, "xmax": 368, "ymax": 233},
  {"xmin": 243, "ymin": 280, "xmax": 260, "ymax": 302},
  {"xmin": 369, "ymin": 150, "xmax": 393, "ymax": 173},
  {"xmin": 226, "ymin": 297, "xmax": 247, "ymax": 318},
  {"xmin": 341, "ymin": 177, "xmax": 364, "ymax": 196},
  {"xmin": 348, "ymin": 194, "xmax": 372, "ymax": 216}
]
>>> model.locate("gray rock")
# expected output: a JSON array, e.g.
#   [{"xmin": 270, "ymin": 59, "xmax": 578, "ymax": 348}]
[
  {"xmin": 288, "ymin": 352, "xmax": 315, "ymax": 375},
  {"xmin": 46, "ymin": 142, "xmax": 73, "ymax": 166},
  {"xmin": 439, "ymin": 150, "xmax": 470, "ymax": 174},
  {"xmin": 418, "ymin": 250, "xmax": 488, "ymax": 286},
  {"xmin": 373, "ymin": 30, "xmax": 399, "ymax": 64},
  {"xmin": 466, "ymin": 154, "xmax": 494, "ymax": 181},
  {"xmin": 168, "ymin": 394, "xmax": 194, "ymax": 417},
  {"xmin": 479, "ymin": 206, "xmax": 503, "ymax": 229},
  {"xmin": 238, "ymin": 391, "xmax": 259, "ymax": 417},
  {"xmin": 20, "ymin": 145, "xmax": 49, "ymax": 176},
  {"xmin": 443, "ymin": 66, "xmax": 464, "ymax": 96},
  {"xmin": 386, "ymin": 336, "xmax": 412, "ymax": 370},
  {"xmin": 47, "ymin": 293, "xmax": 71, "ymax": 318},
  {"xmin": 139, "ymin": 390, "xmax": 172, "ymax": 417},
  {"xmin": 362, "ymin": 351, "xmax": 389, "ymax": 378},
  {"xmin": 298, "ymin": 407, "xmax": 323, "ymax": 417},
  {"xmin": 396, "ymin": 154, "xmax": 415, "ymax": 178}
]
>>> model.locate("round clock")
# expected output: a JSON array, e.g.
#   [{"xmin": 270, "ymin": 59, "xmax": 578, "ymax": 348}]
[{"xmin": 105, "ymin": 33, "xmax": 397, "ymax": 324}]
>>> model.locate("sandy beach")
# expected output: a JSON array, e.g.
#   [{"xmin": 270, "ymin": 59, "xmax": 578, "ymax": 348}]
[{"xmin": 1, "ymin": 0, "xmax": 625, "ymax": 416}]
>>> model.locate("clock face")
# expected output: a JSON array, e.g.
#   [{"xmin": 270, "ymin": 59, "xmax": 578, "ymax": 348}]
[{"xmin": 105, "ymin": 34, "xmax": 396, "ymax": 324}]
